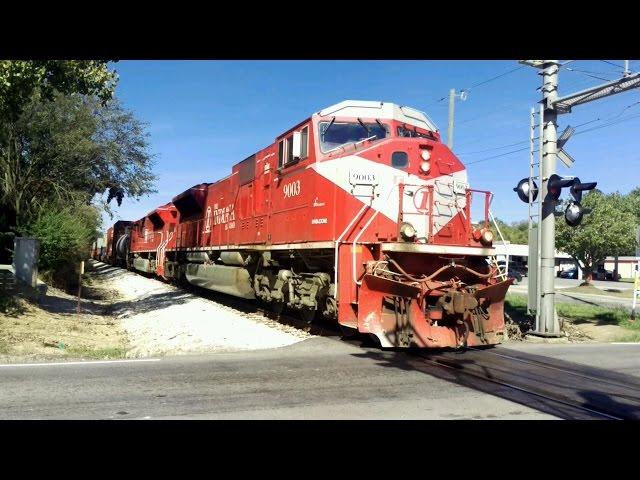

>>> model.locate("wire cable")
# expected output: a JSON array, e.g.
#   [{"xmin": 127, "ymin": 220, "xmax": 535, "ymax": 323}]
[
  {"xmin": 465, "ymin": 112, "xmax": 640, "ymax": 167},
  {"xmin": 465, "ymin": 65, "xmax": 526, "ymax": 91}
]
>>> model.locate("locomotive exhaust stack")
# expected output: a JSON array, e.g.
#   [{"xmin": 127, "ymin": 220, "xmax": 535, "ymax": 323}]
[{"xmin": 97, "ymin": 100, "xmax": 510, "ymax": 349}]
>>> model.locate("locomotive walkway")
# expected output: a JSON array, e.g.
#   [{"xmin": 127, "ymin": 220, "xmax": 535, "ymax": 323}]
[{"xmin": 1, "ymin": 336, "xmax": 639, "ymax": 419}]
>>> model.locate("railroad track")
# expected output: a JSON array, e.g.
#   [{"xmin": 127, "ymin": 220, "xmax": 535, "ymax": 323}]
[{"xmin": 410, "ymin": 348, "xmax": 640, "ymax": 420}]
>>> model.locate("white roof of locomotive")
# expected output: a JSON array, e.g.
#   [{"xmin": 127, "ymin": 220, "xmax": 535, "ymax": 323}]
[{"xmin": 315, "ymin": 100, "xmax": 439, "ymax": 133}]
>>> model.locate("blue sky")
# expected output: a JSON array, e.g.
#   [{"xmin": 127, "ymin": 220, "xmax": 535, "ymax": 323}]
[{"xmin": 103, "ymin": 60, "xmax": 640, "ymax": 229}]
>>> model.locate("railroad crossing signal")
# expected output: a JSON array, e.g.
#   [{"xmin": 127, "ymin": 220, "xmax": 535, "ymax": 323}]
[
  {"xmin": 513, "ymin": 178, "xmax": 538, "ymax": 203},
  {"xmin": 556, "ymin": 125, "xmax": 576, "ymax": 168},
  {"xmin": 514, "ymin": 175, "xmax": 596, "ymax": 226}
]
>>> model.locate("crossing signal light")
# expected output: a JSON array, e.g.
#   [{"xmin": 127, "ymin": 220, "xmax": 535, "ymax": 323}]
[
  {"xmin": 514, "ymin": 174, "xmax": 597, "ymax": 226},
  {"xmin": 514, "ymin": 178, "xmax": 538, "ymax": 203},
  {"xmin": 547, "ymin": 174, "xmax": 575, "ymax": 201},
  {"xmin": 569, "ymin": 177, "xmax": 597, "ymax": 202},
  {"xmin": 564, "ymin": 201, "xmax": 584, "ymax": 227}
]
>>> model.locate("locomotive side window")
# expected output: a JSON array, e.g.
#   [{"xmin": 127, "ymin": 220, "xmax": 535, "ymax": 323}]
[
  {"xmin": 278, "ymin": 140, "xmax": 285, "ymax": 169},
  {"xmin": 278, "ymin": 126, "xmax": 308, "ymax": 169},
  {"xmin": 285, "ymin": 135, "xmax": 294, "ymax": 164},
  {"xmin": 391, "ymin": 151, "xmax": 409, "ymax": 169},
  {"xmin": 397, "ymin": 125, "xmax": 436, "ymax": 140},
  {"xmin": 319, "ymin": 121, "xmax": 388, "ymax": 153},
  {"xmin": 300, "ymin": 126, "xmax": 308, "ymax": 159}
]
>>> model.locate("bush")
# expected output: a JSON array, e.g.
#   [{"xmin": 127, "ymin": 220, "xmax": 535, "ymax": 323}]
[{"xmin": 22, "ymin": 201, "xmax": 100, "ymax": 288}]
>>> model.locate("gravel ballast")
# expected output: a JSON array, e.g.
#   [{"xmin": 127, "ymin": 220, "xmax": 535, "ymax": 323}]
[{"xmin": 91, "ymin": 262, "xmax": 311, "ymax": 357}]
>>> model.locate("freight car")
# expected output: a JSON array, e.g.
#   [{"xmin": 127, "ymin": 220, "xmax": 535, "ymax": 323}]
[{"xmin": 105, "ymin": 100, "xmax": 512, "ymax": 349}]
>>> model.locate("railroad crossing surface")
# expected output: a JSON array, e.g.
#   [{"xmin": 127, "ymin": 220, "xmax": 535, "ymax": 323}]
[{"xmin": 1, "ymin": 336, "xmax": 639, "ymax": 420}]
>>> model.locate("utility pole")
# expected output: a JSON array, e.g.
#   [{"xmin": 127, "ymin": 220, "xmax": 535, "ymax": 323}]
[
  {"xmin": 539, "ymin": 61, "xmax": 560, "ymax": 335},
  {"xmin": 448, "ymin": 88, "xmax": 456, "ymax": 148},
  {"xmin": 520, "ymin": 60, "xmax": 640, "ymax": 336},
  {"xmin": 447, "ymin": 88, "xmax": 467, "ymax": 149}
]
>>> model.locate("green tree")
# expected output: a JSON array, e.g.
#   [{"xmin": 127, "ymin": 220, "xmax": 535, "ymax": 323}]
[
  {"xmin": 0, "ymin": 60, "xmax": 117, "ymax": 121},
  {"xmin": 556, "ymin": 190, "xmax": 637, "ymax": 283},
  {"xmin": 1, "ymin": 93, "xmax": 156, "ymax": 227},
  {"xmin": 486, "ymin": 218, "xmax": 529, "ymax": 244},
  {"xmin": 24, "ymin": 200, "xmax": 101, "ymax": 273}
]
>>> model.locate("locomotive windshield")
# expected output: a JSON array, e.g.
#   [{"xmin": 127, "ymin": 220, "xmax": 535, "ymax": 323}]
[{"xmin": 319, "ymin": 120, "xmax": 388, "ymax": 153}]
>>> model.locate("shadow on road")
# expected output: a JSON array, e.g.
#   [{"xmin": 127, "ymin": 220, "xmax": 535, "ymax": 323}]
[{"xmin": 349, "ymin": 346, "xmax": 640, "ymax": 420}]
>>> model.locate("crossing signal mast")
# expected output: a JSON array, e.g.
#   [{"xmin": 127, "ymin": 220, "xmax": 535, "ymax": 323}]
[{"xmin": 515, "ymin": 60, "xmax": 640, "ymax": 338}]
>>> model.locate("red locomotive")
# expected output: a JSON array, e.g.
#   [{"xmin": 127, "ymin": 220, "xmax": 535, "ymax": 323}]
[{"xmin": 100, "ymin": 100, "xmax": 511, "ymax": 348}]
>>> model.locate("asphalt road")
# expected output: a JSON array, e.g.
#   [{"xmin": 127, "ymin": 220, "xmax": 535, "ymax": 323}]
[
  {"xmin": 2, "ymin": 337, "xmax": 639, "ymax": 420},
  {"xmin": 0, "ymin": 338, "xmax": 557, "ymax": 420}
]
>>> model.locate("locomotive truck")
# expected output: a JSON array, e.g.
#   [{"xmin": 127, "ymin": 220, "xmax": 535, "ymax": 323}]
[{"xmin": 99, "ymin": 100, "xmax": 511, "ymax": 349}]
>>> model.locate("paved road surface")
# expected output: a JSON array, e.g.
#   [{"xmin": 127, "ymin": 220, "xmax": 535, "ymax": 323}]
[
  {"xmin": 2, "ymin": 337, "xmax": 639, "ymax": 420},
  {"xmin": 0, "ymin": 338, "xmax": 556, "ymax": 420}
]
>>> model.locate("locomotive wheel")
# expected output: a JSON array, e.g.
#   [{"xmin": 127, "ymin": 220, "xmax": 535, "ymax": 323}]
[
  {"xmin": 300, "ymin": 308, "xmax": 316, "ymax": 324},
  {"xmin": 270, "ymin": 300, "xmax": 284, "ymax": 316}
]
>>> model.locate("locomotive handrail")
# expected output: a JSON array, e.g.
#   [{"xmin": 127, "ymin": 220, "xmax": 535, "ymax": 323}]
[{"xmin": 334, "ymin": 202, "xmax": 370, "ymax": 302}]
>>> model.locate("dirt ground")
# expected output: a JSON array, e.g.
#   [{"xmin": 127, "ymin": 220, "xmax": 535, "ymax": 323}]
[
  {"xmin": 0, "ymin": 276, "xmax": 127, "ymax": 362},
  {"xmin": 1, "ymin": 260, "xmax": 309, "ymax": 362}
]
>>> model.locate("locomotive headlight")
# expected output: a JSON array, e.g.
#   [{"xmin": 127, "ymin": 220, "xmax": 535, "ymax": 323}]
[
  {"xmin": 420, "ymin": 161, "xmax": 431, "ymax": 174},
  {"xmin": 420, "ymin": 149, "xmax": 431, "ymax": 161},
  {"xmin": 480, "ymin": 228, "xmax": 493, "ymax": 246},
  {"xmin": 400, "ymin": 222, "xmax": 416, "ymax": 241}
]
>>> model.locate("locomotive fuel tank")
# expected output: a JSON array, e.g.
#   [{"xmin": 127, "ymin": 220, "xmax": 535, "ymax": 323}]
[{"xmin": 185, "ymin": 263, "xmax": 256, "ymax": 299}]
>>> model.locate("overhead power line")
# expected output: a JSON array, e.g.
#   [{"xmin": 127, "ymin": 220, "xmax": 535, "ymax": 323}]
[
  {"xmin": 465, "ymin": 65, "xmax": 526, "ymax": 91},
  {"xmin": 458, "ymin": 101, "xmax": 639, "ymax": 158},
  {"xmin": 464, "ymin": 106, "xmax": 640, "ymax": 167}
]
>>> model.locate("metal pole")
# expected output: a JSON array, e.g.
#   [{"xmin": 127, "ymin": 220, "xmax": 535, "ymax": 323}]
[
  {"xmin": 539, "ymin": 61, "xmax": 561, "ymax": 335},
  {"xmin": 624, "ymin": 60, "xmax": 630, "ymax": 76},
  {"xmin": 77, "ymin": 260, "xmax": 84, "ymax": 314},
  {"xmin": 448, "ymin": 88, "xmax": 455, "ymax": 149}
]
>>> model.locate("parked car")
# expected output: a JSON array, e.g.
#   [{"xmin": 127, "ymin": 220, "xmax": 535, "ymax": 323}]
[
  {"xmin": 559, "ymin": 268, "xmax": 578, "ymax": 279},
  {"xmin": 595, "ymin": 267, "xmax": 621, "ymax": 281}
]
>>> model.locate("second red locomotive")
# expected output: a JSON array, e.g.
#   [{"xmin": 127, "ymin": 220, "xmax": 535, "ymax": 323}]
[{"xmin": 101, "ymin": 100, "xmax": 511, "ymax": 349}]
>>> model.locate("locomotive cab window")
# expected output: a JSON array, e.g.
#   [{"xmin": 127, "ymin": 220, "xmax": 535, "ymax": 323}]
[
  {"xmin": 319, "ymin": 120, "xmax": 388, "ymax": 153},
  {"xmin": 397, "ymin": 125, "xmax": 436, "ymax": 140},
  {"xmin": 278, "ymin": 126, "xmax": 309, "ymax": 169}
]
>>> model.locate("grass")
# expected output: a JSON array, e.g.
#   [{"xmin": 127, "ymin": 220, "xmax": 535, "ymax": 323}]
[
  {"xmin": 65, "ymin": 346, "xmax": 128, "ymax": 360},
  {"xmin": 505, "ymin": 293, "xmax": 632, "ymax": 328},
  {"xmin": 0, "ymin": 292, "xmax": 27, "ymax": 317},
  {"xmin": 561, "ymin": 284, "xmax": 633, "ymax": 299}
]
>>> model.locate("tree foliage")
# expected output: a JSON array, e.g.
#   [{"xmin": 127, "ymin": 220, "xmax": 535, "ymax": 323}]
[
  {"xmin": 23, "ymin": 200, "xmax": 101, "ymax": 273},
  {"xmin": 0, "ymin": 60, "xmax": 117, "ymax": 121},
  {"xmin": 0, "ymin": 93, "xmax": 156, "ymax": 224},
  {"xmin": 0, "ymin": 60, "xmax": 155, "ymax": 274},
  {"xmin": 556, "ymin": 190, "xmax": 637, "ymax": 282},
  {"xmin": 484, "ymin": 218, "xmax": 530, "ymax": 244}
]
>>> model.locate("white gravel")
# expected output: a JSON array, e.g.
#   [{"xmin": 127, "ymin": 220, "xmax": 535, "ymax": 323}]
[{"xmin": 91, "ymin": 262, "xmax": 311, "ymax": 357}]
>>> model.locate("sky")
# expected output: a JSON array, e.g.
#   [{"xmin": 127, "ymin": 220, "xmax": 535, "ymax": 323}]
[{"xmin": 103, "ymin": 60, "xmax": 640, "ymax": 229}]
